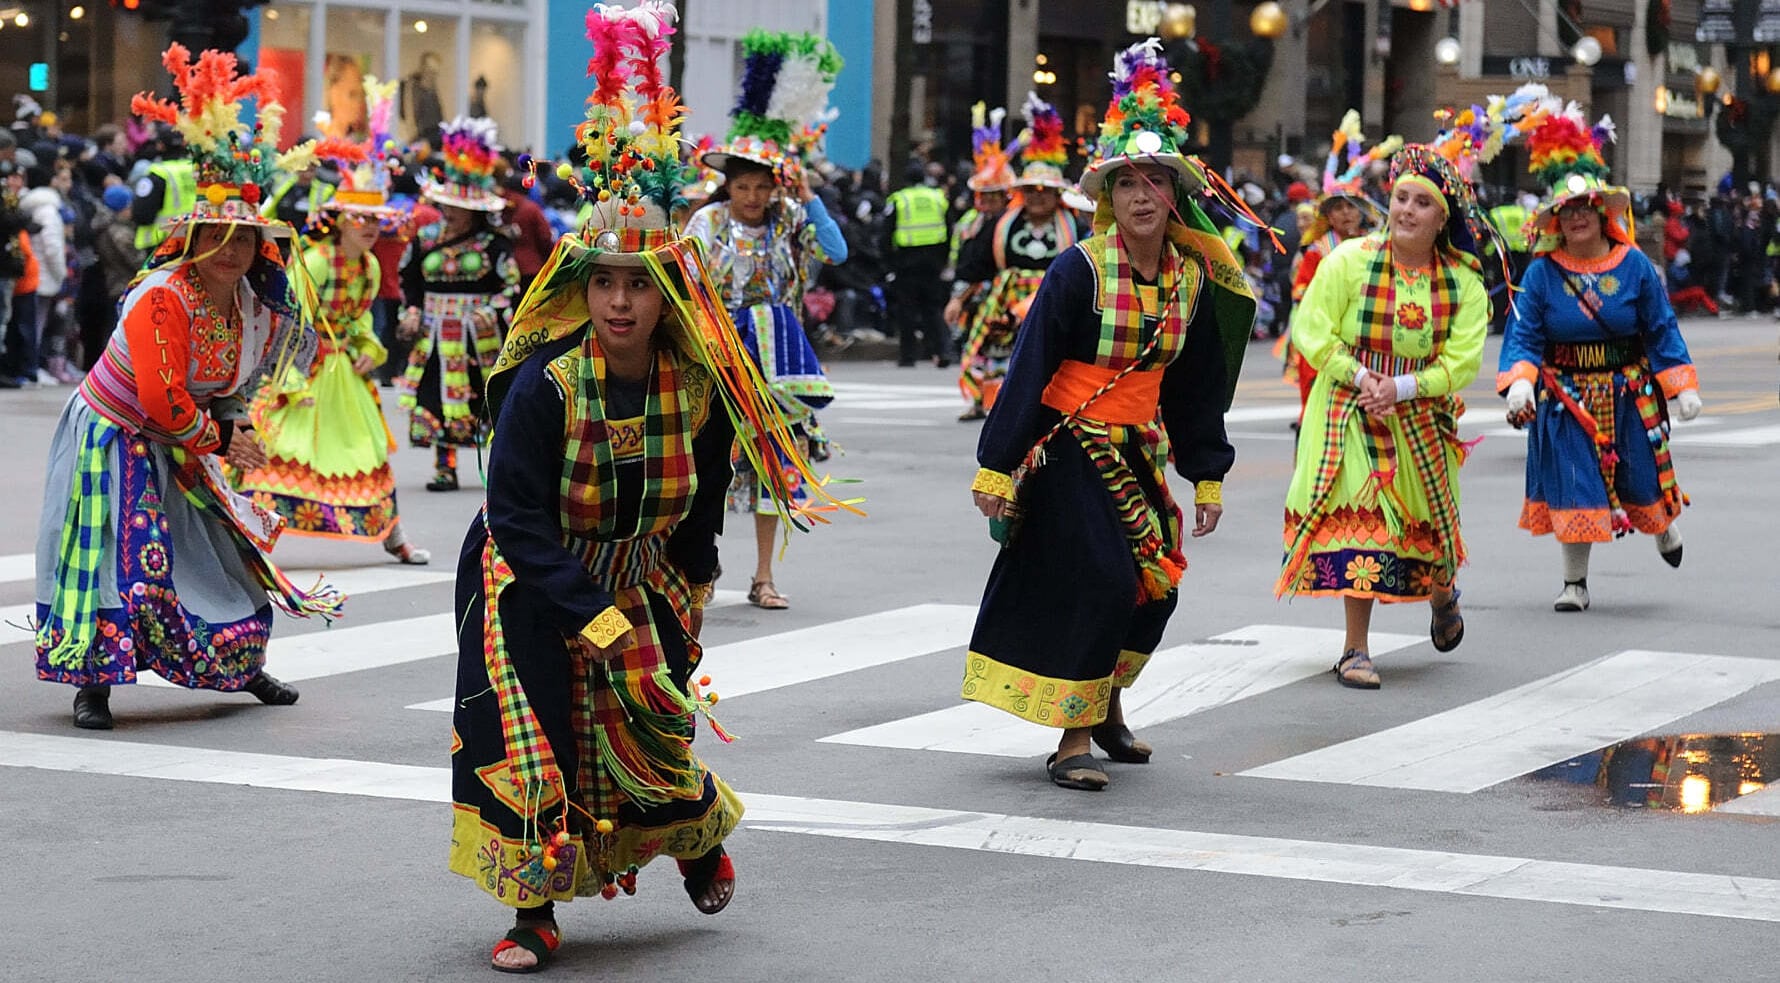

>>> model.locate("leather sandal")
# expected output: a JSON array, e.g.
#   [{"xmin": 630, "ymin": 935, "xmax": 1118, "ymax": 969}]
[
  {"xmin": 1045, "ymin": 752, "xmax": 1109, "ymax": 791},
  {"xmin": 244, "ymin": 671, "xmax": 300, "ymax": 706},
  {"xmin": 747, "ymin": 579, "xmax": 789, "ymax": 610},
  {"xmin": 677, "ymin": 845, "xmax": 736, "ymax": 915},
  {"xmin": 1430, "ymin": 587, "xmax": 1464, "ymax": 653},
  {"xmin": 491, "ymin": 922, "xmax": 560, "ymax": 974},
  {"xmin": 72, "ymin": 685, "xmax": 113, "ymax": 730},
  {"xmin": 1090, "ymin": 722, "xmax": 1152, "ymax": 763},
  {"xmin": 1333, "ymin": 649, "xmax": 1381, "ymax": 690}
]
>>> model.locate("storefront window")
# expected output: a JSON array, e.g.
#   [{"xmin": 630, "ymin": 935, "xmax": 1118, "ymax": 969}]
[
  {"xmin": 320, "ymin": 7, "xmax": 390, "ymax": 139},
  {"xmin": 468, "ymin": 20, "xmax": 525, "ymax": 149},
  {"xmin": 399, "ymin": 13, "xmax": 456, "ymax": 146},
  {"xmin": 260, "ymin": 3, "xmax": 314, "ymax": 148}
]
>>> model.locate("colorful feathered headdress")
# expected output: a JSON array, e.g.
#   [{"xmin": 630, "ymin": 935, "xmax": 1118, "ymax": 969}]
[
  {"xmin": 422, "ymin": 116, "xmax": 506, "ymax": 212},
  {"xmin": 313, "ymin": 76, "xmax": 408, "ymax": 231},
  {"xmin": 130, "ymin": 43, "xmax": 316, "ymax": 235},
  {"xmin": 1322, "ymin": 111, "xmax": 1401, "ymax": 201},
  {"xmin": 1521, "ymin": 96, "xmax": 1627, "ymax": 252},
  {"xmin": 1013, "ymin": 92, "xmax": 1070, "ymax": 189},
  {"xmin": 968, "ymin": 102, "xmax": 1015, "ymax": 193},
  {"xmin": 1079, "ymin": 38, "xmax": 1201, "ymax": 198},
  {"xmin": 1387, "ymin": 142, "xmax": 1510, "ymax": 280},
  {"xmin": 702, "ymin": 30, "xmax": 843, "ymax": 175}
]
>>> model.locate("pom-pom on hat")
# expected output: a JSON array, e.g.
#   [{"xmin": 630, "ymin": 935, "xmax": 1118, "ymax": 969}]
[
  {"xmin": 1078, "ymin": 38, "xmax": 1207, "ymax": 199},
  {"xmin": 967, "ymin": 102, "xmax": 1015, "ymax": 193},
  {"xmin": 130, "ymin": 43, "xmax": 319, "ymax": 238},
  {"xmin": 701, "ymin": 29, "xmax": 843, "ymax": 175},
  {"xmin": 421, "ymin": 116, "xmax": 506, "ymax": 212},
  {"xmin": 1013, "ymin": 92, "xmax": 1070, "ymax": 190},
  {"xmin": 1523, "ymin": 100, "xmax": 1628, "ymax": 252}
]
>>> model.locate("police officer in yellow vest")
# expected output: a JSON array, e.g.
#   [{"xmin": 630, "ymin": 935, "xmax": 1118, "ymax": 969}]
[
  {"xmin": 884, "ymin": 162, "xmax": 954, "ymax": 366},
  {"xmin": 262, "ymin": 164, "xmax": 338, "ymax": 229},
  {"xmin": 130, "ymin": 156, "xmax": 196, "ymax": 250}
]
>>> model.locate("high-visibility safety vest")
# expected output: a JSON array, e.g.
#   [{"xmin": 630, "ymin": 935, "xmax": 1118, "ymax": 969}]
[
  {"xmin": 889, "ymin": 185, "xmax": 949, "ymax": 248},
  {"xmin": 134, "ymin": 159, "xmax": 197, "ymax": 250},
  {"xmin": 1490, "ymin": 204, "xmax": 1530, "ymax": 253},
  {"xmin": 262, "ymin": 177, "xmax": 335, "ymax": 223}
]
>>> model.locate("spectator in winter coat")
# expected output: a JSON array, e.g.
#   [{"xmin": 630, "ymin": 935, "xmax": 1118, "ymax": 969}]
[
  {"xmin": 76, "ymin": 183, "xmax": 144, "ymax": 372},
  {"xmin": 12, "ymin": 164, "xmax": 65, "ymax": 383}
]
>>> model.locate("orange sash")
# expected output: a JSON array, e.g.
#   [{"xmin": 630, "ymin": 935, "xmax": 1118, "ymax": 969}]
[{"xmin": 1040, "ymin": 359, "xmax": 1162, "ymax": 425}]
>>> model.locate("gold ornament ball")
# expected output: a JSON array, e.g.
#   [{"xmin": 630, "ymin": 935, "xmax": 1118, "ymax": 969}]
[
  {"xmin": 1161, "ymin": 3, "xmax": 1197, "ymax": 40},
  {"xmin": 1766, "ymin": 68, "xmax": 1780, "ymax": 94},
  {"xmin": 1697, "ymin": 66, "xmax": 1722, "ymax": 95},
  {"xmin": 1250, "ymin": 1, "xmax": 1288, "ymax": 39}
]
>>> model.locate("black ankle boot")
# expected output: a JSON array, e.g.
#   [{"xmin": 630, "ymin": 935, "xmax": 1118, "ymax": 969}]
[
  {"xmin": 244, "ymin": 671, "xmax": 299, "ymax": 706},
  {"xmin": 72, "ymin": 685, "xmax": 113, "ymax": 730}
]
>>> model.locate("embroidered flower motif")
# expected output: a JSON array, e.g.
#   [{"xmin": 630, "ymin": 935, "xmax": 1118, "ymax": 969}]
[
  {"xmin": 1345, "ymin": 555, "xmax": 1384, "ymax": 591},
  {"xmin": 293, "ymin": 502, "xmax": 325, "ymax": 530},
  {"xmin": 1014, "ymin": 674, "xmax": 1037, "ymax": 696},
  {"xmin": 1057, "ymin": 693, "xmax": 1090, "ymax": 719},
  {"xmin": 1396, "ymin": 302, "xmax": 1429, "ymax": 331},
  {"xmin": 331, "ymin": 506, "xmax": 356, "ymax": 535},
  {"xmin": 1597, "ymin": 274, "xmax": 1620, "ymax": 297},
  {"xmin": 251, "ymin": 491, "xmax": 278, "ymax": 513},
  {"xmin": 1410, "ymin": 567, "xmax": 1436, "ymax": 594},
  {"xmin": 139, "ymin": 541, "xmax": 169, "ymax": 578}
]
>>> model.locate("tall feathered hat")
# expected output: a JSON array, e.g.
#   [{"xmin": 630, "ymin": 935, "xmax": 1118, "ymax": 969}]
[
  {"xmin": 1523, "ymin": 99, "xmax": 1627, "ymax": 252},
  {"xmin": 1302, "ymin": 110, "xmax": 1396, "ymax": 244},
  {"xmin": 1078, "ymin": 38, "xmax": 1207, "ymax": 198},
  {"xmin": 421, "ymin": 116, "xmax": 506, "ymax": 212},
  {"xmin": 967, "ymin": 101, "xmax": 1014, "ymax": 193},
  {"xmin": 491, "ymin": 1, "xmax": 860, "ymax": 535},
  {"xmin": 701, "ymin": 30, "xmax": 843, "ymax": 175},
  {"xmin": 130, "ymin": 43, "xmax": 323, "ymax": 239},
  {"xmin": 317, "ymin": 76, "xmax": 405, "ymax": 230},
  {"xmin": 1012, "ymin": 92, "xmax": 1070, "ymax": 190}
]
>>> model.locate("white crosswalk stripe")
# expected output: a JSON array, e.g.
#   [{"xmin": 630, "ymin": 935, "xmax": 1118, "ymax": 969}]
[
  {"xmin": 405, "ymin": 602, "xmax": 977, "ymax": 713},
  {"xmin": 1239, "ymin": 650, "xmax": 1780, "ymax": 792},
  {"xmin": 821, "ymin": 624, "xmax": 1421, "ymax": 757},
  {"xmin": 5, "ymin": 729, "xmax": 1778, "ymax": 923}
]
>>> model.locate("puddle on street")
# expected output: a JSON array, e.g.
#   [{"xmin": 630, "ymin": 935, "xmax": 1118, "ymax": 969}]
[{"xmin": 1530, "ymin": 734, "xmax": 1778, "ymax": 813}]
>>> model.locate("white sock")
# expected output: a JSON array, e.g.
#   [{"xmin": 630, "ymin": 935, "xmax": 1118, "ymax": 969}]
[
  {"xmin": 1657, "ymin": 526, "xmax": 1682, "ymax": 552},
  {"xmin": 1561, "ymin": 542, "xmax": 1591, "ymax": 583}
]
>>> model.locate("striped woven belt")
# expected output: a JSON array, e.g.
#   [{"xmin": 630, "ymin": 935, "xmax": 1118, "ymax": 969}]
[{"xmin": 1546, "ymin": 338, "xmax": 1643, "ymax": 370}]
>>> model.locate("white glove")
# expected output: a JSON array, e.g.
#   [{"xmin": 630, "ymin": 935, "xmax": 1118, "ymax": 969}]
[
  {"xmin": 1675, "ymin": 388, "xmax": 1702, "ymax": 421},
  {"xmin": 1506, "ymin": 378, "xmax": 1535, "ymax": 417}
]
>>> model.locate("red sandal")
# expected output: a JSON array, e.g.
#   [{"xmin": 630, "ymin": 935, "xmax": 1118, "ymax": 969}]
[
  {"xmin": 491, "ymin": 923, "xmax": 559, "ymax": 974},
  {"xmin": 677, "ymin": 846, "xmax": 736, "ymax": 914}
]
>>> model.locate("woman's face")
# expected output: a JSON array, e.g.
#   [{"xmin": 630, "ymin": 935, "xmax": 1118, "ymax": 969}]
[
  {"xmin": 1109, "ymin": 164, "xmax": 1174, "ymax": 242},
  {"xmin": 1388, "ymin": 180, "xmax": 1445, "ymax": 254},
  {"xmin": 1022, "ymin": 186, "xmax": 1060, "ymax": 221},
  {"xmin": 1327, "ymin": 199, "xmax": 1363, "ymax": 238},
  {"xmin": 1558, "ymin": 201, "xmax": 1604, "ymax": 251},
  {"xmin": 441, "ymin": 204, "xmax": 476, "ymax": 235},
  {"xmin": 191, "ymin": 223, "xmax": 258, "ymax": 288},
  {"xmin": 585, "ymin": 263, "xmax": 664, "ymax": 362},
  {"xmin": 338, "ymin": 214, "xmax": 380, "ymax": 254},
  {"xmin": 727, "ymin": 169, "xmax": 776, "ymax": 225}
]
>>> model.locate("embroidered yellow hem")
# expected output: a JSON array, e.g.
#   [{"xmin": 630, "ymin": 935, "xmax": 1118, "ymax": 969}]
[
  {"xmin": 447, "ymin": 780, "xmax": 744, "ymax": 907},
  {"xmin": 1110, "ymin": 649, "xmax": 1153, "ymax": 688},
  {"xmin": 960, "ymin": 651, "xmax": 1113, "ymax": 728},
  {"xmin": 1193, "ymin": 480, "xmax": 1222, "ymax": 506},
  {"xmin": 580, "ymin": 606, "xmax": 632, "ymax": 649},
  {"xmin": 971, "ymin": 467, "xmax": 1016, "ymax": 500}
]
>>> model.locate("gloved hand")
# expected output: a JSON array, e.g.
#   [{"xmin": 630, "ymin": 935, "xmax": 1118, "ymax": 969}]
[
  {"xmin": 1506, "ymin": 378, "xmax": 1535, "ymax": 417},
  {"xmin": 1675, "ymin": 388, "xmax": 1703, "ymax": 421}
]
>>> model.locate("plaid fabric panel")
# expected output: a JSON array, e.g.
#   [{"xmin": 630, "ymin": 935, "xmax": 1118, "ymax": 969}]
[
  {"xmin": 1542, "ymin": 361, "xmax": 1685, "ymax": 531},
  {"xmin": 36, "ymin": 415, "xmax": 123, "ymax": 670},
  {"xmin": 314, "ymin": 242, "xmax": 375, "ymax": 343},
  {"xmin": 481, "ymin": 534, "xmax": 563, "ymax": 792},
  {"xmin": 1087, "ymin": 232, "xmax": 1196, "ymax": 369},
  {"xmin": 558, "ymin": 343, "xmax": 698, "ymax": 541}
]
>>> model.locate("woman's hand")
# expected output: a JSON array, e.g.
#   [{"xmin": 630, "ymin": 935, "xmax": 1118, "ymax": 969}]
[
  {"xmin": 784, "ymin": 160, "xmax": 815, "ymax": 204},
  {"xmin": 1192, "ymin": 503, "xmax": 1223, "ymax": 537},
  {"xmin": 1357, "ymin": 373, "xmax": 1399, "ymax": 416},
  {"xmin": 224, "ymin": 432, "xmax": 267, "ymax": 472},
  {"xmin": 351, "ymin": 353, "xmax": 377, "ymax": 376},
  {"xmin": 396, "ymin": 307, "xmax": 420, "ymax": 341},
  {"xmin": 590, "ymin": 629, "xmax": 634, "ymax": 664},
  {"xmin": 944, "ymin": 295, "xmax": 965, "ymax": 326},
  {"xmin": 973, "ymin": 490, "xmax": 1009, "ymax": 519},
  {"xmin": 688, "ymin": 608, "xmax": 703, "ymax": 641}
]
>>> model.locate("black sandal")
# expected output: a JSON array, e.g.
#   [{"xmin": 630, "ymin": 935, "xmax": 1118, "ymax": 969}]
[
  {"xmin": 1333, "ymin": 649, "xmax": 1381, "ymax": 690},
  {"xmin": 1090, "ymin": 722, "xmax": 1152, "ymax": 763},
  {"xmin": 491, "ymin": 923, "xmax": 560, "ymax": 974},
  {"xmin": 676, "ymin": 845, "xmax": 735, "ymax": 915},
  {"xmin": 72, "ymin": 685, "xmax": 113, "ymax": 730},
  {"xmin": 244, "ymin": 671, "xmax": 300, "ymax": 706},
  {"xmin": 1430, "ymin": 588, "xmax": 1464, "ymax": 653},
  {"xmin": 425, "ymin": 468, "xmax": 460, "ymax": 492},
  {"xmin": 1045, "ymin": 752, "xmax": 1109, "ymax": 791}
]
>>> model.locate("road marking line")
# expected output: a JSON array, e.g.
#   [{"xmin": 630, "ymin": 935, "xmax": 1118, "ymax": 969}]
[
  {"xmin": 4, "ymin": 731, "xmax": 1777, "ymax": 923},
  {"xmin": 135, "ymin": 614, "xmax": 455, "ymax": 688},
  {"xmin": 1683, "ymin": 423, "xmax": 1780, "ymax": 447},
  {"xmin": 0, "ymin": 552, "xmax": 33, "ymax": 586},
  {"xmin": 406, "ymin": 596, "xmax": 958, "ymax": 713},
  {"xmin": 0, "ymin": 564, "xmax": 458, "ymax": 644},
  {"xmin": 1239, "ymin": 650, "xmax": 1780, "ymax": 793},
  {"xmin": 830, "ymin": 383, "xmax": 963, "ymax": 398},
  {"xmin": 1717, "ymin": 785, "xmax": 1780, "ymax": 817},
  {"xmin": 820, "ymin": 625, "xmax": 1421, "ymax": 758},
  {"xmin": 828, "ymin": 417, "xmax": 949, "ymax": 427},
  {"xmin": 830, "ymin": 398, "xmax": 968, "ymax": 411}
]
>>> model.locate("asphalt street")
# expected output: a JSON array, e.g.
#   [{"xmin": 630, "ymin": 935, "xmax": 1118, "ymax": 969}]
[{"xmin": 3, "ymin": 318, "xmax": 1778, "ymax": 982}]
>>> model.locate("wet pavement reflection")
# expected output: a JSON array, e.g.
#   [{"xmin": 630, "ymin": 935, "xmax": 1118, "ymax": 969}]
[{"xmin": 1532, "ymin": 734, "xmax": 1778, "ymax": 813}]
